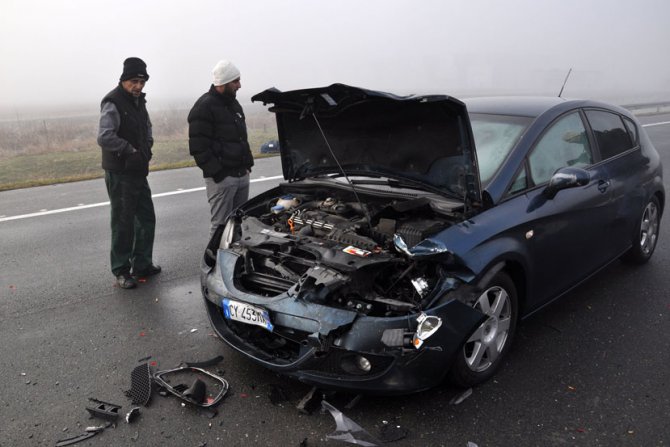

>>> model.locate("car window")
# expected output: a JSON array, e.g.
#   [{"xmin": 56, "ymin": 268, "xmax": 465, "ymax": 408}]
[
  {"xmin": 509, "ymin": 164, "xmax": 528, "ymax": 195},
  {"xmin": 584, "ymin": 110, "xmax": 634, "ymax": 159},
  {"xmin": 528, "ymin": 112, "xmax": 593, "ymax": 185},
  {"xmin": 469, "ymin": 113, "xmax": 531, "ymax": 186},
  {"xmin": 622, "ymin": 117, "xmax": 639, "ymax": 146}
]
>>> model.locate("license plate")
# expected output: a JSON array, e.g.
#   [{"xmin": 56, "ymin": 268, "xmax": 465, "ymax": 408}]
[{"xmin": 222, "ymin": 298, "xmax": 274, "ymax": 332}]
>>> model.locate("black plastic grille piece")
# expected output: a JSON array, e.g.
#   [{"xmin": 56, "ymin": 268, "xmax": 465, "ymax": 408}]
[{"xmin": 130, "ymin": 363, "xmax": 152, "ymax": 406}]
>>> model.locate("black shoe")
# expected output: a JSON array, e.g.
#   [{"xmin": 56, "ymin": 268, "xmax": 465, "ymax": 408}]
[
  {"xmin": 133, "ymin": 264, "xmax": 162, "ymax": 278},
  {"xmin": 116, "ymin": 272, "xmax": 138, "ymax": 289}
]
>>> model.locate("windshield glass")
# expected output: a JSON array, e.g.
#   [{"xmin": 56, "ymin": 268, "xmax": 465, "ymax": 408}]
[{"xmin": 469, "ymin": 113, "xmax": 532, "ymax": 185}]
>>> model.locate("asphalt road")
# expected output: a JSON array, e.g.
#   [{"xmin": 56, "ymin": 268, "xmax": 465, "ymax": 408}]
[{"xmin": 1, "ymin": 114, "xmax": 669, "ymax": 447}]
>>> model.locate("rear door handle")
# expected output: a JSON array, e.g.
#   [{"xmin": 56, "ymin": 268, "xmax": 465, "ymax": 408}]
[{"xmin": 598, "ymin": 179, "xmax": 611, "ymax": 193}]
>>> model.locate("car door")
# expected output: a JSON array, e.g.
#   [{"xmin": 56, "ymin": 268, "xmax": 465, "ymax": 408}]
[
  {"xmin": 583, "ymin": 109, "xmax": 645, "ymax": 255},
  {"xmin": 518, "ymin": 110, "xmax": 616, "ymax": 308}
]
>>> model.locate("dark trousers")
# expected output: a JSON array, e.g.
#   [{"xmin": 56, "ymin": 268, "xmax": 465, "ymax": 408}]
[{"xmin": 104, "ymin": 171, "xmax": 156, "ymax": 276}]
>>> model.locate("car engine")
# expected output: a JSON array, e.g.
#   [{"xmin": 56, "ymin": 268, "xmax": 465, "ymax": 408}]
[{"xmin": 222, "ymin": 187, "xmax": 463, "ymax": 317}]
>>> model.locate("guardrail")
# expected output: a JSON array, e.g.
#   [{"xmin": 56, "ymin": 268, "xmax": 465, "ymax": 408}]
[{"xmin": 622, "ymin": 101, "xmax": 670, "ymax": 116}]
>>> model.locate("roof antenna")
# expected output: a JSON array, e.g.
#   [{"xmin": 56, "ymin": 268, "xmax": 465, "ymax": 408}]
[{"xmin": 558, "ymin": 68, "xmax": 572, "ymax": 98}]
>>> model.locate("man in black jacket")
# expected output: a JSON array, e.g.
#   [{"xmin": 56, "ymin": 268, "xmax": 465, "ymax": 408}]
[
  {"xmin": 188, "ymin": 60, "xmax": 254, "ymax": 238},
  {"xmin": 97, "ymin": 57, "xmax": 161, "ymax": 289}
]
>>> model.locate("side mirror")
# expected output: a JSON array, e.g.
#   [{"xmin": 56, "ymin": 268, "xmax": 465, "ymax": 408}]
[{"xmin": 543, "ymin": 167, "xmax": 590, "ymax": 199}]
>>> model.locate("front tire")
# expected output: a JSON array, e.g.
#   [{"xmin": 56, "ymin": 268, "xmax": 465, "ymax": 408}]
[
  {"xmin": 622, "ymin": 196, "xmax": 661, "ymax": 264},
  {"xmin": 448, "ymin": 271, "xmax": 518, "ymax": 388}
]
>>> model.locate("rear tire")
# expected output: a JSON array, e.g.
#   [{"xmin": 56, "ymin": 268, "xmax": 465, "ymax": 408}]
[
  {"xmin": 448, "ymin": 271, "xmax": 518, "ymax": 388},
  {"xmin": 622, "ymin": 196, "xmax": 661, "ymax": 265}
]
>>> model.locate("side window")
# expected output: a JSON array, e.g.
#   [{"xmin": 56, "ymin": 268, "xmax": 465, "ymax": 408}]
[
  {"xmin": 508, "ymin": 165, "xmax": 528, "ymax": 195},
  {"xmin": 585, "ymin": 110, "xmax": 634, "ymax": 159},
  {"xmin": 528, "ymin": 112, "xmax": 593, "ymax": 185},
  {"xmin": 623, "ymin": 117, "xmax": 639, "ymax": 146}
]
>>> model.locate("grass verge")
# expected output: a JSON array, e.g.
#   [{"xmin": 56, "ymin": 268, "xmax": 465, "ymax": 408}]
[{"xmin": 0, "ymin": 136, "xmax": 277, "ymax": 191}]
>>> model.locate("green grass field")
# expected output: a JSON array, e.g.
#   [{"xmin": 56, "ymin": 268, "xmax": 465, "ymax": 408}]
[{"xmin": 0, "ymin": 130, "xmax": 278, "ymax": 191}]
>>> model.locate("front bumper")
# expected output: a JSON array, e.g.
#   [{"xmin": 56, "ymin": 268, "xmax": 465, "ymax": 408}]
[{"xmin": 202, "ymin": 249, "xmax": 485, "ymax": 394}]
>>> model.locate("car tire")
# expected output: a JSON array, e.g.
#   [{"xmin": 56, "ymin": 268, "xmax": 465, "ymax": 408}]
[
  {"xmin": 448, "ymin": 271, "xmax": 518, "ymax": 388},
  {"xmin": 621, "ymin": 196, "xmax": 661, "ymax": 265}
]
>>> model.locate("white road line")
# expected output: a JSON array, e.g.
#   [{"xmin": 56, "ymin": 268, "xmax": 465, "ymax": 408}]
[
  {"xmin": 642, "ymin": 121, "xmax": 670, "ymax": 128},
  {"xmin": 0, "ymin": 175, "xmax": 284, "ymax": 223}
]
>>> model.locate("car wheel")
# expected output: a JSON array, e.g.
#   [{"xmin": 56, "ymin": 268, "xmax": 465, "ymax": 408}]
[
  {"xmin": 448, "ymin": 271, "xmax": 518, "ymax": 388},
  {"xmin": 622, "ymin": 196, "xmax": 661, "ymax": 265}
]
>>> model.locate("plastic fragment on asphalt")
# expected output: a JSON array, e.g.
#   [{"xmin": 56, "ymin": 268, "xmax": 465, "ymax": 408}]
[
  {"xmin": 55, "ymin": 430, "xmax": 99, "ymax": 446},
  {"xmin": 344, "ymin": 394, "xmax": 362, "ymax": 410},
  {"xmin": 467, "ymin": 442, "xmax": 479, "ymax": 447},
  {"xmin": 450, "ymin": 388, "xmax": 473, "ymax": 405},
  {"xmin": 568, "ymin": 385, "xmax": 576, "ymax": 391},
  {"xmin": 86, "ymin": 398, "xmax": 122, "ymax": 421},
  {"xmin": 125, "ymin": 407, "xmax": 141, "ymax": 423},
  {"xmin": 296, "ymin": 386, "xmax": 322, "ymax": 415},
  {"xmin": 322, "ymin": 400, "xmax": 381, "ymax": 447},
  {"xmin": 129, "ymin": 363, "xmax": 153, "ymax": 406}
]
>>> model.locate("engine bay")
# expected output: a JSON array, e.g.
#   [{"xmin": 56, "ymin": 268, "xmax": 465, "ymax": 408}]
[{"xmin": 223, "ymin": 186, "xmax": 465, "ymax": 316}]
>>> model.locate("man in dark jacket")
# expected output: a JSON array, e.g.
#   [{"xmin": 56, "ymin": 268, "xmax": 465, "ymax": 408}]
[
  {"xmin": 188, "ymin": 60, "xmax": 254, "ymax": 238},
  {"xmin": 97, "ymin": 57, "xmax": 161, "ymax": 289}
]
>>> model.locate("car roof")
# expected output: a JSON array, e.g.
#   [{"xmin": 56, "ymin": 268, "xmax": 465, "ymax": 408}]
[{"xmin": 463, "ymin": 96, "xmax": 569, "ymax": 117}]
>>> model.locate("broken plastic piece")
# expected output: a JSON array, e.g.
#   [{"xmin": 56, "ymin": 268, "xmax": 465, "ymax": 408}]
[
  {"xmin": 55, "ymin": 430, "xmax": 99, "ymax": 446},
  {"xmin": 125, "ymin": 407, "xmax": 141, "ymax": 423},
  {"xmin": 130, "ymin": 363, "xmax": 153, "ymax": 406},
  {"xmin": 153, "ymin": 366, "xmax": 228, "ymax": 408},
  {"xmin": 450, "ymin": 388, "xmax": 473, "ymax": 405},
  {"xmin": 183, "ymin": 355, "xmax": 224, "ymax": 368},
  {"xmin": 183, "ymin": 379, "xmax": 206, "ymax": 404},
  {"xmin": 322, "ymin": 400, "xmax": 381, "ymax": 447},
  {"xmin": 296, "ymin": 386, "xmax": 321, "ymax": 415},
  {"xmin": 85, "ymin": 398, "xmax": 121, "ymax": 421}
]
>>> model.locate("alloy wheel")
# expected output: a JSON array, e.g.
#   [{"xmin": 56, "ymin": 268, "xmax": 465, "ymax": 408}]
[{"xmin": 464, "ymin": 285, "xmax": 512, "ymax": 372}]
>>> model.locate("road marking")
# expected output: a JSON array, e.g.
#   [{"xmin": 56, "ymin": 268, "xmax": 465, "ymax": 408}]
[
  {"xmin": 642, "ymin": 121, "xmax": 670, "ymax": 128},
  {"xmin": 0, "ymin": 175, "xmax": 284, "ymax": 223}
]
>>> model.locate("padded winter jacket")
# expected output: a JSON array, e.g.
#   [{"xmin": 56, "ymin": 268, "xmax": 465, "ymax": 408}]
[{"xmin": 188, "ymin": 86, "xmax": 254, "ymax": 182}]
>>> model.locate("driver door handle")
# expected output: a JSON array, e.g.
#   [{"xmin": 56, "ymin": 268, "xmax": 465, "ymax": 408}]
[{"xmin": 598, "ymin": 179, "xmax": 611, "ymax": 193}]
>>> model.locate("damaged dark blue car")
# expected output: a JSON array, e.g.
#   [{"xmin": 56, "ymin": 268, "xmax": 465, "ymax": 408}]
[{"xmin": 201, "ymin": 84, "xmax": 664, "ymax": 394}]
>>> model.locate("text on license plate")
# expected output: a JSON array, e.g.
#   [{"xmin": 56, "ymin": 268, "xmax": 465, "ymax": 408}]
[{"xmin": 222, "ymin": 298, "xmax": 274, "ymax": 331}]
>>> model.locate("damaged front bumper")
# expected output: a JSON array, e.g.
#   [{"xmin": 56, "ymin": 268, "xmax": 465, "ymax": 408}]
[{"xmin": 202, "ymin": 249, "xmax": 485, "ymax": 394}]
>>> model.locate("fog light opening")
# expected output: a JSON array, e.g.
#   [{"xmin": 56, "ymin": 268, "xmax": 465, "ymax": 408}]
[{"xmin": 356, "ymin": 356, "xmax": 372, "ymax": 373}]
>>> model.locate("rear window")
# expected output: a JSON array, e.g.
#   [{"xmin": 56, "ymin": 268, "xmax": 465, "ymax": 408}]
[
  {"xmin": 469, "ymin": 113, "xmax": 532, "ymax": 185},
  {"xmin": 585, "ymin": 110, "xmax": 634, "ymax": 159}
]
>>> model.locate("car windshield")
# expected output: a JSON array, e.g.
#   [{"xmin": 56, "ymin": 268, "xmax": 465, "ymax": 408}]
[{"xmin": 469, "ymin": 113, "xmax": 532, "ymax": 185}]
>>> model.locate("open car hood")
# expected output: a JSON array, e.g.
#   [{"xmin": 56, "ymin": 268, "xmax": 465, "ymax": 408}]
[{"xmin": 252, "ymin": 83, "xmax": 481, "ymax": 202}]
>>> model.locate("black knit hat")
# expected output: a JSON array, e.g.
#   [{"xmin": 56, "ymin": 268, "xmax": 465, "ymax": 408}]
[{"xmin": 120, "ymin": 57, "xmax": 149, "ymax": 82}]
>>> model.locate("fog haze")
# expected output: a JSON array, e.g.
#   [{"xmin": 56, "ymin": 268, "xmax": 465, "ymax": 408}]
[{"xmin": 1, "ymin": 0, "xmax": 669, "ymax": 118}]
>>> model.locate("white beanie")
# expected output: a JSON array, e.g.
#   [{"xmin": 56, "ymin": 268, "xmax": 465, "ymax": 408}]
[{"xmin": 212, "ymin": 60, "xmax": 241, "ymax": 86}]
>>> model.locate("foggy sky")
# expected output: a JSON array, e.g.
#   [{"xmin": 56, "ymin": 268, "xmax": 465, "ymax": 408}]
[{"xmin": 1, "ymin": 0, "xmax": 669, "ymax": 117}]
